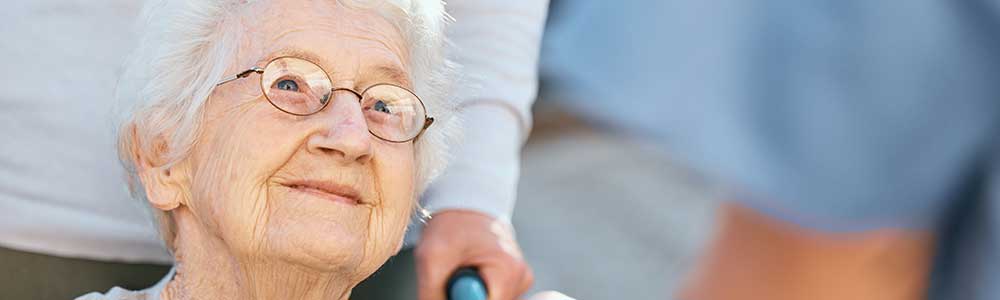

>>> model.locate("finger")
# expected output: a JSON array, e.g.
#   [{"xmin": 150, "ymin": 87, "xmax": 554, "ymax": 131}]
[
  {"xmin": 480, "ymin": 262, "xmax": 527, "ymax": 300},
  {"xmin": 517, "ymin": 264, "xmax": 535, "ymax": 295},
  {"xmin": 416, "ymin": 243, "xmax": 463, "ymax": 300}
]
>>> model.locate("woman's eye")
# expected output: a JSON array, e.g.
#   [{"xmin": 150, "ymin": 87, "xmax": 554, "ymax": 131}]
[
  {"xmin": 373, "ymin": 100, "xmax": 391, "ymax": 114},
  {"xmin": 276, "ymin": 79, "xmax": 299, "ymax": 91}
]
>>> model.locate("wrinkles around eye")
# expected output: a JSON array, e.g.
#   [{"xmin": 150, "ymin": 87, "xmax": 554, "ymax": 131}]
[
  {"xmin": 269, "ymin": 89, "xmax": 313, "ymax": 108},
  {"xmin": 363, "ymin": 108, "xmax": 402, "ymax": 125},
  {"xmin": 268, "ymin": 75, "xmax": 329, "ymax": 109}
]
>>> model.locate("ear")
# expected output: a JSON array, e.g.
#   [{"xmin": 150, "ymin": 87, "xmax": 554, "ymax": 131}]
[{"xmin": 128, "ymin": 125, "xmax": 186, "ymax": 211}]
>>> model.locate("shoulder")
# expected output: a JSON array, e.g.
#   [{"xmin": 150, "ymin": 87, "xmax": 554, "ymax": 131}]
[{"xmin": 74, "ymin": 287, "xmax": 153, "ymax": 300}]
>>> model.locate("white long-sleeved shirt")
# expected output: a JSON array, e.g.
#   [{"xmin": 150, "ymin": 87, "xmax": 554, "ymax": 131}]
[
  {"xmin": 0, "ymin": 0, "xmax": 547, "ymax": 263},
  {"xmin": 422, "ymin": 0, "xmax": 549, "ymax": 224}
]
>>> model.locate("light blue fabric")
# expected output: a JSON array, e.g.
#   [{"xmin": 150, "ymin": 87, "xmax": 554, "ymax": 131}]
[{"xmin": 540, "ymin": 1, "xmax": 1000, "ymax": 299}]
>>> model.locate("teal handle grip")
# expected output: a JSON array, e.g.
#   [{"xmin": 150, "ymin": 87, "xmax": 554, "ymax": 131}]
[{"xmin": 447, "ymin": 267, "xmax": 488, "ymax": 300}]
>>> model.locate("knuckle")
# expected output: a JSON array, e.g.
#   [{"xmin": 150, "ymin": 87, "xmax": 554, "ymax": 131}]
[
  {"xmin": 508, "ymin": 258, "xmax": 528, "ymax": 272},
  {"xmin": 494, "ymin": 250, "xmax": 520, "ymax": 263},
  {"xmin": 415, "ymin": 242, "xmax": 447, "ymax": 260},
  {"xmin": 524, "ymin": 267, "xmax": 536, "ymax": 286},
  {"xmin": 517, "ymin": 262, "xmax": 530, "ymax": 274}
]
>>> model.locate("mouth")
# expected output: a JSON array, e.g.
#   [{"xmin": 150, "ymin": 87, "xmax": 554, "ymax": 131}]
[{"xmin": 283, "ymin": 180, "xmax": 363, "ymax": 206}]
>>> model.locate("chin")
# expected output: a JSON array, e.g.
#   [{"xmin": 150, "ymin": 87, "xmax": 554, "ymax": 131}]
[
  {"xmin": 258, "ymin": 203, "xmax": 371, "ymax": 273},
  {"xmin": 260, "ymin": 221, "xmax": 370, "ymax": 274}
]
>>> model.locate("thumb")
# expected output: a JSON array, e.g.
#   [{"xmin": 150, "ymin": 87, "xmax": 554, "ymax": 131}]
[{"xmin": 416, "ymin": 243, "xmax": 464, "ymax": 300}]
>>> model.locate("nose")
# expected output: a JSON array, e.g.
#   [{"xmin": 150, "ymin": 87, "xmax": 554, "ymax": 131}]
[{"xmin": 305, "ymin": 89, "xmax": 372, "ymax": 163}]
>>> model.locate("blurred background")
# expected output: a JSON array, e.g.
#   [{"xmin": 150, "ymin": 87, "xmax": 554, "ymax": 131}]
[
  {"xmin": 512, "ymin": 3, "xmax": 726, "ymax": 298},
  {"xmin": 514, "ymin": 0, "xmax": 1000, "ymax": 299},
  {"xmin": 513, "ymin": 100, "xmax": 721, "ymax": 299}
]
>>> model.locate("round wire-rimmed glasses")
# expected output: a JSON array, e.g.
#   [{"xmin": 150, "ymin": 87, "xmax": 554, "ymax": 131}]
[{"xmin": 216, "ymin": 56, "xmax": 434, "ymax": 143}]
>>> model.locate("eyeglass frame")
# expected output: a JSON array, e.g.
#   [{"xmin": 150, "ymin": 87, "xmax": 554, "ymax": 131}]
[{"xmin": 215, "ymin": 56, "xmax": 435, "ymax": 143}]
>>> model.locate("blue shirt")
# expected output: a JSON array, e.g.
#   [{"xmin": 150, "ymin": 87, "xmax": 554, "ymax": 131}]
[{"xmin": 541, "ymin": 1, "xmax": 1000, "ymax": 298}]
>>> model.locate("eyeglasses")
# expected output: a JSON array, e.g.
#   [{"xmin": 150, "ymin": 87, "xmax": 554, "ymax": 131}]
[{"xmin": 216, "ymin": 56, "xmax": 434, "ymax": 143}]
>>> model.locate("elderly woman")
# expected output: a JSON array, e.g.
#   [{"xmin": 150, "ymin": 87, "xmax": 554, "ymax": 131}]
[{"xmin": 78, "ymin": 0, "xmax": 459, "ymax": 299}]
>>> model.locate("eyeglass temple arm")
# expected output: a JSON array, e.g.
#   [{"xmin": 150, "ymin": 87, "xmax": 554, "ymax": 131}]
[
  {"xmin": 408, "ymin": 117, "xmax": 435, "ymax": 141},
  {"xmin": 216, "ymin": 67, "xmax": 264, "ymax": 86}
]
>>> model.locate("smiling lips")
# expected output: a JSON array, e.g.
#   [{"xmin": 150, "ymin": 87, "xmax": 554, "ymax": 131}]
[{"xmin": 285, "ymin": 180, "xmax": 363, "ymax": 205}]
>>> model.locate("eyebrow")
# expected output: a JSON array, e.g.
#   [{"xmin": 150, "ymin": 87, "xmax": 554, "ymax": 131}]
[
  {"xmin": 266, "ymin": 48, "xmax": 330, "ymax": 68},
  {"xmin": 265, "ymin": 48, "xmax": 412, "ymax": 88},
  {"xmin": 368, "ymin": 65, "xmax": 412, "ymax": 88}
]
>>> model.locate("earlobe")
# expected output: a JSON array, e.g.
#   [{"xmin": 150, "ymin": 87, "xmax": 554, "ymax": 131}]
[{"xmin": 139, "ymin": 166, "xmax": 183, "ymax": 211}]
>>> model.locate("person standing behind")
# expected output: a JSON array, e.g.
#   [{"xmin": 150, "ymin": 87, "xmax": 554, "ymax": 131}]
[{"xmin": 541, "ymin": 1, "xmax": 1000, "ymax": 299}]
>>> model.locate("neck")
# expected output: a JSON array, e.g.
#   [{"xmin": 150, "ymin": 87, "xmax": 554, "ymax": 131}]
[{"xmin": 161, "ymin": 208, "xmax": 353, "ymax": 300}]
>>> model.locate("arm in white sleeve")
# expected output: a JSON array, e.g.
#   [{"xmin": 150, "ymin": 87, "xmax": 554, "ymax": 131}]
[{"xmin": 421, "ymin": 0, "xmax": 549, "ymax": 223}]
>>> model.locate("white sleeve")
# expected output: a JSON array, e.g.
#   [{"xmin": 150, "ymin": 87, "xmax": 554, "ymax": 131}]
[{"xmin": 421, "ymin": 0, "xmax": 549, "ymax": 223}]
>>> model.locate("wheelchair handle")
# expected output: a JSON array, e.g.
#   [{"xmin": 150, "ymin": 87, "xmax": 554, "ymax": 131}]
[{"xmin": 446, "ymin": 267, "xmax": 488, "ymax": 300}]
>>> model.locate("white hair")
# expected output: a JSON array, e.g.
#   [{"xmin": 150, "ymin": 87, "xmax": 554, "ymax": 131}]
[{"xmin": 116, "ymin": 0, "xmax": 461, "ymax": 249}]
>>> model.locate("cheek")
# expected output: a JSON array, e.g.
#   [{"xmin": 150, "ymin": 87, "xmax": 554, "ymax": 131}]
[
  {"xmin": 187, "ymin": 104, "xmax": 302, "ymax": 247},
  {"xmin": 361, "ymin": 145, "xmax": 416, "ymax": 264},
  {"xmin": 374, "ymin": 144, "xmax": 417, "ymax": 220}
]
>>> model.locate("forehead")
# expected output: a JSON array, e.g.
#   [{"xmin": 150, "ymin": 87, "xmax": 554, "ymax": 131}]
[{"xmin": 241, "ymin": 0, "xmax": 411, "ymax": 86}]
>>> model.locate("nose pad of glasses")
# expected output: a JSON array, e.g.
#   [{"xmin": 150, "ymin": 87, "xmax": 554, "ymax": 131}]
[{"xmin": 320, "ymin": 88, "xmax": 368, "ymax": 127}]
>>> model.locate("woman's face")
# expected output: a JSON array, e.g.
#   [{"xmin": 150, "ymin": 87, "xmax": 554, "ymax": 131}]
[{"xmin": 172, "ymin": 0, "xmax": 415, "ymax": 281}]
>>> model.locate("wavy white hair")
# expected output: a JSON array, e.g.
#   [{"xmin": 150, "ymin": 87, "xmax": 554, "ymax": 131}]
[{"xmin": 116, "ymin": 0, "xmax": 460, "ymax": 249}]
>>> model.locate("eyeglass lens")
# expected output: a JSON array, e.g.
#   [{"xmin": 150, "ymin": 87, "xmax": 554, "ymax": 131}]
[{"xmin": 259, "ymin": 57, "xmax": 427, "ymax": 142}]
